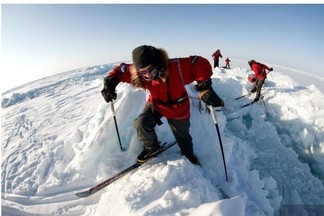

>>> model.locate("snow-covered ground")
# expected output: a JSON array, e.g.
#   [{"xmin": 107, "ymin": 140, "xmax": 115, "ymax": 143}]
[{"xmin": 1, "ymin": 62, "xmax": 324, "ymax": 215}]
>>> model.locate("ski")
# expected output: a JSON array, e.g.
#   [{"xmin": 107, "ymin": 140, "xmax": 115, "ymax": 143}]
[
  {"xmin": 75, "ymin": 141, "xmax": 177, "ymax": 198},
  {"xmin": 240, "ymin": 101, "xmax": 256, "ymax": 108},
  {"xmin": 240, "ymin": 95, "xmax": 265, "ymax": 108},
  {"xmin": 218, "ymin": 188, "xmax": 230, "ymax": 199},
  {"xmin": 235, "ymin": 92, "xmax": 252, "ymax": 100},
  {"xmin": 235, "ymin": 87, "xmax": 267, "ymax": 101}
]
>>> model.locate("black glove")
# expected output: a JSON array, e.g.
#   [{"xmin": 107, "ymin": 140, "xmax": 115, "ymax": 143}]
[
  {"xmin": 201, "ymin": 89, "xmax": 224, "ymax": 107},
  {"xmin": 269, "ymin": 68, "xmax": 273, "ymax": 71},
  {"xmin": 101, "ymin": 76, "xmax": 119, "ymax": 103},
  {"xmin": 194, "ymin": 79, "xmax": 212, "ymax": 91}
]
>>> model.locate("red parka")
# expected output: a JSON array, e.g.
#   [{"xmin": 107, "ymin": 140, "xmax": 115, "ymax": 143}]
[
  {"xmin": 212, "ymin": 50, "xmax": 223, "ymax": 60},
  {"xmin": 251, "ymin": 61, "xmax": 271, "ymax": 80},
  {"xmin": 108, "ymin": 56, "xmax": 213, "ymax": 120}
]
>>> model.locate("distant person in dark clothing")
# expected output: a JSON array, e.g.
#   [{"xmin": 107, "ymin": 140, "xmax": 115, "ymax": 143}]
[
  {"xmin": 212, "ymin": 49, "xmax": 223, "ymax": 68},
  {"xmin": 225, "ymin": 57, "xmax": 231, "ymax": 69},
  {"xmin": 248, "ymin": 60, "xmax": 273, "ymax": 102}
]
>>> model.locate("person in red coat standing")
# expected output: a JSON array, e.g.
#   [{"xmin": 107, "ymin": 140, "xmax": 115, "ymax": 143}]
[
  {"xmin": 248, "ymin": 60, "xmax": 273, "ymax": 102},
  {"xmin": 101, "ymin": 45, "xmax": 224, "ymax": 165},
  {"xmin": 225, "ymin": 57, "xmax": 231, "ymax": 69},
  {"xmin": 212, "ymin": 49, "xmax": 223, "ymax": 68}
]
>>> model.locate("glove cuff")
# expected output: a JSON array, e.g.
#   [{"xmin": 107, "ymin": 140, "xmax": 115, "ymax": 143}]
[
  {"xmin": 198, "ymin": 89, "xmax": 211, "ymax": 99},
  {"xmin": 200, "ymin": 89, "xmax": 223, "ymax": 107},
  {"xmin": 194, "ymin": 79, "xmax": 212, "ymax": 92}
]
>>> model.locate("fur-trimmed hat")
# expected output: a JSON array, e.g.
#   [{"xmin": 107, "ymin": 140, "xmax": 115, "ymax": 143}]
[
  {"xmin": 130, "ymin": 46, "xmax": 170, "ymax": 88},
  {"xmin": 132, "ymin": 45, "xmax": 159, "ymax": 70}
]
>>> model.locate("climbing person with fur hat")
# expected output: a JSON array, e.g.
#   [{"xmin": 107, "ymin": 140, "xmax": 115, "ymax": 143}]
[
  {"xmin": 101, "ymin": 45, "xmax": 224, "ymax": 165},
  {"xmin": 248, "ymin": 60, "xmax": 273, "ymax": 102}
]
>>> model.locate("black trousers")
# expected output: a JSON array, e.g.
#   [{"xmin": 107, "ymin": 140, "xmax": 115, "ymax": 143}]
[
  {"xmin": 213, "ymin": 59, "xmax": 219, "ymax": 68},
  {"xmin": 134, "ymin": 104, "xmax": 193, "ymax": 157},
  {"xmin": 251, "ymin": 78, "xmax": 265, "ymax": 100}
]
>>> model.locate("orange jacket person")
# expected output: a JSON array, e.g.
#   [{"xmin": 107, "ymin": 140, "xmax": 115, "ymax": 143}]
[
  {"xmin": 225, "ymin": 57, "xmax": 230, "ymax": 69},
  {"xmin": 248, "ymin": 60, "xmax": 273, "ymax": 102}
]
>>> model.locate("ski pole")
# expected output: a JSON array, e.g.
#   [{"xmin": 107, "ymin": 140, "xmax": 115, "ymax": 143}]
[
  {"xmin": 208, "ymin": 105, "xmax": 229, "ymax": 182},
  {"xmin": 261, "ymin": 97, "xmax": 269, "ymax": 115},
  {"xmin": 110, "ymin": 101, "xmax": 123, "ymax": 151}
]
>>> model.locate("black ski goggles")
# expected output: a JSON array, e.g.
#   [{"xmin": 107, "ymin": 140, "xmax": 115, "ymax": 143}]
[{"xmin": 138, "ymin": 65, "xmax": 161, "ymax": 81}]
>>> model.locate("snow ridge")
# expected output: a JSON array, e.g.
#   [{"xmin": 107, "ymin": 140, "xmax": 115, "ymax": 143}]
[{"xmin": 1, "ymin": 64, "xmax": 324, "ymax": 215}]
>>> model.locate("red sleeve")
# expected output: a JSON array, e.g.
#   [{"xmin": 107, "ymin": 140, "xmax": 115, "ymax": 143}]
[
  {"xmin": 174, "ymin": 56, "xmax": 213, "ymax": 84},
  {"xmin": 262, "ymin": 64, "xmax": 270, "ymax": 71},
  {"xmin": 108, "ymin": 63, "xmax": 132, "ymax": 83},
  {"xmin": 192, "ymin": 56, "xmax": 213, "ymax": 81}
]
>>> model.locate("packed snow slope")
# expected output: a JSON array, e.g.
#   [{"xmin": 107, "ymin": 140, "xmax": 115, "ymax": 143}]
[{"xmin": 1, "ymin": 63, "xmax": 324, "ymax": 215}]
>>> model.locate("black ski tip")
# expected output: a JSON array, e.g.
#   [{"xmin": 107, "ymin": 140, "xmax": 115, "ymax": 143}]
[
  {"xmin": 219, "ymin": 188, "xmax": 230, "ymax": 199},
  {"xmin": 240, "ymin": 102, "xmax": 254, "ymax": 108},
  {"xmin": 235, "ymin": 96, "xmax": 243, "ymax": 100},
  {"xmin": 75, "ymin": 190, "xmax": 91, "ymax": 198}
]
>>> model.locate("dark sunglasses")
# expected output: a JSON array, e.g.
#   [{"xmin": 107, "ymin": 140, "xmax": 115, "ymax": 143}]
[
  {"xmin": 138, "ymin": 65, "xmax": 156, "ymax": 75},
  {"xmin": 138, "ymin": 65, "xmax": 162, "ymax": 81}
]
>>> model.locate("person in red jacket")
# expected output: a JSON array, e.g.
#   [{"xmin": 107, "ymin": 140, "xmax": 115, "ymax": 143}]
[
  {"xmin": 101, "ymin": 45, "xmax": 224, "ymax": 165},
  {"xmin": 212, "ymin": 49, "xmax": 223, "ymax": 68},
  {"xmin": 225, "ymin": 57, "xmax": 230, "ymax": 69},
  {"xmin": 248, "ymin": 60, "xmax": 273, "ymax": 102}
]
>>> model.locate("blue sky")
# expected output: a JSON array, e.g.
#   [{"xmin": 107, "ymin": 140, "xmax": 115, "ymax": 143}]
[{"xmin": 2, "ymin": 4, "xmax": 324, "ymax": 92}]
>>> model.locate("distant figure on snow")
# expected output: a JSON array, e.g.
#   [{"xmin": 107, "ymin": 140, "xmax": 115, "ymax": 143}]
[
  {"xmin": 212, "ymin": 49, "xmax": 223, "ymax": 68},
  {"xmin": 248, "ymin": 60, "xmax": 273, "ymax": 102},
  {"xmin": 101, "ymin": 45, "xmax": 224, "ymax": 165},
  {"xmin": 225, "ymin": 57, "xmax": 231, "ymax": 69}
]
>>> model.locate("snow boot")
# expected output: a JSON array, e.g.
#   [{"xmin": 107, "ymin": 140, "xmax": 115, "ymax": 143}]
[
  {"xmin": 185, "ymin": 154, "xmax": 200, "ymax": 165},
  {"xmin": 137, "ymin": 145, "xmax": 160, "ymax": 163}
]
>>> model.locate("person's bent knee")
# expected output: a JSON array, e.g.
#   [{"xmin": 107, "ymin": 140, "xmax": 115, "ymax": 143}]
[{"xmin": 134, "ymin": 114, "xmax": 155, "ymax": 130}]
